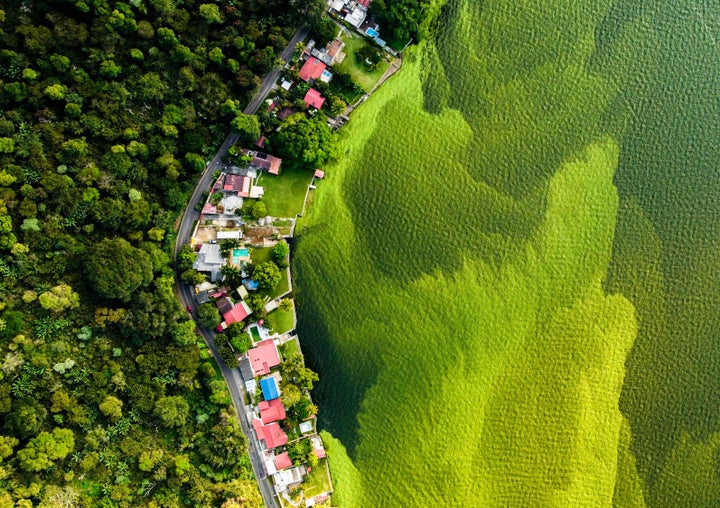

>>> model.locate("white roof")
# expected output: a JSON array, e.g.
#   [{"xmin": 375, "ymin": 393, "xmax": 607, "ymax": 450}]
[
  {"xmin": 281, "ymin": 79, "xmax": 292, "ymax": 90},
  {"xmin": 273, "ymin": 466, "xmax": 304, "ymax": 492},
  {"xmin": 330, "ymin": 0, "xmax": 344, "ymax": 12},
  {"xmin": 249, "ymin": 186, "xmax": 264, "ymax": 199},
  {"xmin": 198, "ymin": 243, "xmax": 224, "ymax": 265},
  {"xmin": 345, "ymin": 7, "xmax": 366, "ymax": 27},
  {"xmin": 217, "ymin": 230, "xmax": 242, "ymax": 239},
  {"xmin": 299, "ymin": 420, "xmax": 313, "ymax": 434}
]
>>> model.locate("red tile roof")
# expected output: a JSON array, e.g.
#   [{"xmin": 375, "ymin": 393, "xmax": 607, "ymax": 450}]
[
  {"xmin": 269, "ymin": 157, "xmax": 281, "ymax": 175},
  {"xmin": 248, "ymin": 339, "xmax": 281, "ymax": 376},
  {"xmin": 224, "ymin": 174, "xmax": 251, "ymax": 197},
  {"xmin": 299, "ymin": 58, "xmax": 327, "ymax": 82},
  {"xmin": 327, "ymin": 39, "xmax": 344, "ymax": 58},
  {"xmin": 253, "ymin": 420, "xmax": 288, "ymax": 449},
  {"xmin": 273, "ymin": 452, "xmax": 293, "ymax": 470},
  {"xmin": 223, "ymin": 301, "xmax": 251, "ymax": 325},
  {"xmin": 304, "ymin": 88, "xmax": 326, "ymax": 109},
  {"xmin": 259, "ymin": 397, "xmax": 286, "ymax": 424},
  {"xmin": 255, "ymin": 135, "xmax": 266, "ymax": 148},
  {"xmin": 313, "ymin": 448, "xmax": 326, "ymax": 459},
  {"xmin": 357, "ymin": 0, "xmax": 371, "ymax": 6}
]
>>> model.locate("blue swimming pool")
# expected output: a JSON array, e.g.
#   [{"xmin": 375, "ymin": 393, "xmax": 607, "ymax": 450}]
[
  {"xmin": 233, "ymin": 248, "xmax": 249, "ymax": 258},
  {"xmin": 366, "ymin": 28, "xmax": 379, "ymax": 37}
]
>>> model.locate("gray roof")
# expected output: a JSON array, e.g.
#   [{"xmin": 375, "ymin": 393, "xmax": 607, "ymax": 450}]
[
  {"xmin": 239, "ymin": 357, "xmax": 255, "ymax": 382},
  {"xmin": 196, "ymin": 291, "xmax": 211, "ymax": 304}
]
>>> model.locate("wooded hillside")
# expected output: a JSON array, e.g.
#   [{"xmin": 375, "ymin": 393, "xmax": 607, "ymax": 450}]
[{"xmin": 0, "ymin": 0, "xmax": 322, "ymax": 505}]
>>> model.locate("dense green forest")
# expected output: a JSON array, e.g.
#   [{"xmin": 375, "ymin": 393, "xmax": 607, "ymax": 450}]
[{"xmin": 0, "ymin": 0, "xmax": 323, "ymax": 505}]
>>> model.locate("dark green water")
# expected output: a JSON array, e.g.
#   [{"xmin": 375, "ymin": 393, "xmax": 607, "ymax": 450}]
[{"xmin": 603, "ymin": 0, "xmax": 720, "ymax": 504}]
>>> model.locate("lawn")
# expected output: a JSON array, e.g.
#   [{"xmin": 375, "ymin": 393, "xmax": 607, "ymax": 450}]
[
  {"xmin": 257, "ymin": 165, "xmax": 311, "ymax": 218},
  {"xmin": 279, "ymin": 337, "xmax": 301, "ymax": 361},
  {"xmin": 302, "ymin": 459, "xmax": 332, "ymax": 499},
  {"xmin": 266, "ymin": 306, "xmax": 295, "ymax": 335},
  {"xmin": 335, "ymin": 33, "xmax": 390, "ymax": 93},
  {"xmin": 250, "ymin": 247, "xmax": 290, "ymax": 299}
]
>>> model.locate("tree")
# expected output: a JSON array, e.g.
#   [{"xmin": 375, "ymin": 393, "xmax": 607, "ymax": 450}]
[
  {"xmin": 252, "ymin": 262, "xmax": 281, "ymax": 290},
  {"xmin": 154, "ymin": 396, "xmax": 189, "ymax": 428},
  {"xmin": 251, "ymin": 201, "xmax": 267, "ymax": 220},
  {"xmin": 38, "ymin": 283, "xmax": 80, "ymax": 313},
  {"xmin": 86, "ymin": 238, "xmax": 153, "ymax": 301},
  {"xmin": 181, "ymin": 268, "xmax": 206, "ymax": 285},
  {"xmin": 226, "ymin": 323, "xmax": 251, "ymax": 354},
  {"xmin": 17, "ymin": 428, "xmax": 74, "ymax": 472},
  {"xmin": 230, "ymin": 113, "xmax": 260, "ymax": 146},
  {"xmin": 272, "ymin": 240, "xmax": 289, "ymax": 268},
  {"xmin": 98, "ymin": 395, "xmax": 123, "ymax": 420},
  {"xmin": 171, "ymin": 320, "xmax": 197, "ymax": 346},
  {"xmin": 197, "ymin": 302, "xmax": 221, "ymax": 329},
  {"xmin": 4, "ymin": 397, "xmax": 46, "ymax": 439},
  {"xmin": 278, "ymin": 299, "xmax": 293, "ymax": 312},
  {"xmin": 199, "ymin": 3, "xmax": 223, "ymax": 23},
  {"xmin": 177, "ymin": 244, "xmax": 197, "ymax": 271},
  {"xmin": 269, "ymin": 114, "xmax": 337, "ymax": 170}
]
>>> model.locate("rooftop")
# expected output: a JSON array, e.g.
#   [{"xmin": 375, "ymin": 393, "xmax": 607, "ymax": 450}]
[
  {"xmin": 239, "ymin": 357, "xmax": 255, "ymax": 382},
  {"xmin": 314, "ymin": 169, "xmax": 325, "ymax": 179},
  {"xmin": 259, "ymin": 397, "xmax": 286, "ymax": 424},
  {"xmin": 248, "ymin": 339, "xmax": 281, "ymax": 376},
  {"xmin": 304, "ymin": 88, "xmax": 326, "ymax": 110},
  {"xmin": 223, "ymin": 301, "xmax": 252, "ymax": 325},
  {"xmin": 273, "ymin": 452, "xmax": 293, "ymax": 471},
  {"xmin": 260, "ymin": 376, "xmax": 280, "ymax": 401},
  {"xmin": 299, "ymin": 57, "xmax": 327, "ymax": 82},
  {"xmin": 253, "ymin": 419, "xmax": 288, "ymax": 449},
  {"xmin": 216, "ymin": 296, "xmax": 234, "ymax": 315}
]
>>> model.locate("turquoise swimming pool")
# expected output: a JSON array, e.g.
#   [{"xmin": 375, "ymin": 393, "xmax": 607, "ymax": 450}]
[{"xmin": 233, "ymin": 248, "xmax": 249, "ymax": 264}]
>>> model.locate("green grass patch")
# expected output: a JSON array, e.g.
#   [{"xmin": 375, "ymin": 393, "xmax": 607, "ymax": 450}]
[
  {"xmin": 250, "ymin": 246, "xmax": 272, "ymax": 264},
  {"xmin": 279, "ymin": 337, "xmax": 301, "ymax": 360},
  {"xmin": 266, "ymin": 307, "xmax": 294, "ymax": 335},
  {"xmin": 257, "ymin": 165, "xmax": 311, "ymax": 218},
  {"xmin": 302, "ymin": 458, "xmax": 332, "ymax": 498},
  {"xmin": 335, "ymin": 33, "xmax": 390, "ymax": 92}
]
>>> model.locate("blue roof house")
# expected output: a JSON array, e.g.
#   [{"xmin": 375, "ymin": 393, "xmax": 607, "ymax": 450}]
[{"xmin": 260, "ymin": 376, "xmax": 280, "ymax": 401}]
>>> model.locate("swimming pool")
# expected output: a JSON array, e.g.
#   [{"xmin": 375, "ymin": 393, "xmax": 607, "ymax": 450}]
[
  {"xmin": 366, "ymin": 28, "xmax": 379, "ymax": 37},
  {"xmin": 233, "ymin": 248, "xmax": 249, "ymax": 264}
]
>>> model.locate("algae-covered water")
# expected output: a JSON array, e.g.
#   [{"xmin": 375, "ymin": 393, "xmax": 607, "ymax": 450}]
[{"xmin": 295, "ymin": 0, "xmax": 720, "ymax": 505}]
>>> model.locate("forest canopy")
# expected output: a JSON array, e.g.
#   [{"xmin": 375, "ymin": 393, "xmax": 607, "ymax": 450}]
[{"xmin": 0, "ymin": 0, "xmax": 318, "ymax": 505}]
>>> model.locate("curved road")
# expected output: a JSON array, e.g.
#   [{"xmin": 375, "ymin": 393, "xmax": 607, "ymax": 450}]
[{"xmin": 174, "ymin": 25, "xmax": 310, "ymax": 508}]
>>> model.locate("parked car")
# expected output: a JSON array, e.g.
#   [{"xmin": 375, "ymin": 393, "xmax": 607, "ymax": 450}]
[{"xmin": 186, "ymin": 305, "xmax": 193, "ymax": 313}]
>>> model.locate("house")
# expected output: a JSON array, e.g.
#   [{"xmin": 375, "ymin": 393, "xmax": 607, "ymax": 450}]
[
  {"xmin": 253, "ymin": 419, "xmax": 288, "ymax": 449},
  {"xmin": 196, "ymin": 290, "xmax": 210, "ymax": 305},
  {"xmin": 304, "ymin": 88, "xmax": 326, "ymax": 109},
  {"xmin": 248, "ymin": 339, "xmax": 281, "ymax": 376},
  {"xmin": 314, "ymin": 169, "xmax": 325, "ymax": 179},
  {"xmin": 193, "ymin": 243, "xmax": 225, "ymax": 282},
  {"xmin": 311, "ymin": 435, "xmax": 326, "ymax": 459},
  {"xmin": 273, "ymin": 452, "xmax": 293, "ymax": 471},
  {"xmin": 255, "ymin": 135, "xmax": 267, "ymax": 148},
  {"xmin": 239, "ymin": 356, "xmax": 255, "ymax": 381},
  {"xmin": 326, "ymin": 39, "xmax": 346, "ymax": 65},
  {"xmin": 299, "ymin": 57, "xmax": 327, "ymax": 82},
  {"xmin": 260, "ymin": 376, "xmax": 280, "ymax": 401},
  {"xmin": 223, "ymin": 301, "xmax": 252, "ymax": 325},
  {"xmin": 224, "ymin": 174, "xmax": 251, "ymax": 198},
  {"xmin": 216, "ymin": 296, "xmax": 234, "ymax": 315},
  {"xmin": 345, "ymin": 6, "xmax": 366, "ymax": 28},
  {"xmin": 273, "ymin": 466, "xmax": 305, "ymax": 493},
  {"xmin": 259, "ymin": 398, "xmax": 286, "ymax": 423}
]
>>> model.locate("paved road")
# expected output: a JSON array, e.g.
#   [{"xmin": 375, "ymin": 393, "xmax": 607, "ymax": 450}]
[
  {"xmin": 244, "ymin": 25, "xmax": 310, "ymax": 115},
  {"xmin": 173, "ymin": 25, "xmax": 310, "ymax": 508}
]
